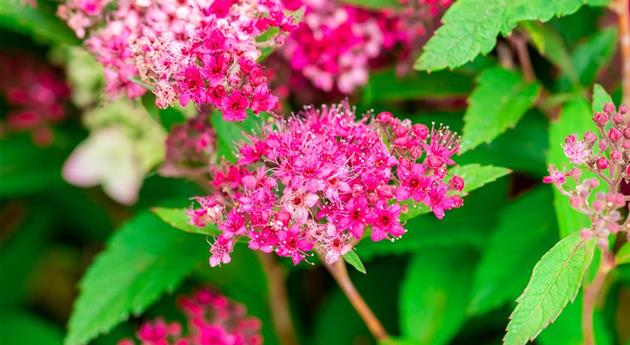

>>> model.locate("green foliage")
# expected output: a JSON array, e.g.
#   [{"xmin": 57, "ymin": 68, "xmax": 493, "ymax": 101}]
[
  {"xmin": 400, "ymin": 248, "xmax": 476, "ymax": 345},
  {"xmin": 504, "ymin": 232, "xmax": 596, "ymax": 345},
  {"xmin": 343, "ymin": 251, "xmax": 367, "ymax": 274},
  {"xmin": 547, "ymin": 97, "xmax": 593, "ymax": 237},
  {"xmin": 468, "ymin": 186, "xmax": 557, "ymax": 315},
  {"xmin": 461, "ymin": 67, "xmax": 540, "ymax": 152},
  {"xmin": 152, "ymin": 207, "xmax": 220, "ymax": 236},
  {"xmin": 64, "ymin": 211, "xmax": 207, "ymax": 345},
  {"xmin": 210, "ymin": 111, "xmax": 263, "ymax": 162},
  {"xmin": 416, "ymin": 0, "xmax": 609, "ymax": 72},
  {"xmin": 0, "ymin": 310, "xmax": 63, "ymax": 345},
  {"xmin": 0, "ymin": 1, "xmax": 79, "ymax": 45},
  {"xmin": 592, "ymin": 84, "xmax": 614, "ymax": 113},
  {"xmin": 363, "ymin": 69, "xmax": 474, "ymax": 104},
  {"xmin": 617, "ymin": 243, "xmax": 630, "ymax": 266}
]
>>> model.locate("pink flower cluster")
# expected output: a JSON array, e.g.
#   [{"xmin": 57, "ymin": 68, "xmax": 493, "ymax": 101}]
[
  {"xmin": 58, "ymin": 0, "xmax": 296, "ymax": 120},
  {"xmin": 278, "ymin": 0, "xmax": 452, "ymax": 94},
  {"xmin": 160, "ymin": 114, "xmax": 217, "ymax": 179},
  {"xmin": 118, "ymin": 287, "xmax": 262, "ymax": 345},
  {"xmin": 187, "ymin": 102, "xmax": 464, "ymax": 267},
  {"xmin": 0, "ymin": 53, "xmax": 70, "ymax": 146},
  {"xmin": 544, "ymin": 102, "xmax": 630, "ymax": 248}
]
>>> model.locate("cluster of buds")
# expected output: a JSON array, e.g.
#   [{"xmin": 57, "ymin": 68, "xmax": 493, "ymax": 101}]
[
  {"xmin": 118, "ymin": 287, "xmax": 262, "ymax": 345},
  {"xmin": 544, "ymin": 102, "xmax": 630, "ymax": 248},
  {"xmin": 0, "ymin": 53, "xmax": 71, "ymax": 146},
  {"xmin": 187, "ymin": 102, "xmax": 464, "ymax": 267}
]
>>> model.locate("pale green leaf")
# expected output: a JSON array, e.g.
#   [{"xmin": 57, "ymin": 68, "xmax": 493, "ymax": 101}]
[
  {"xmin": 547, "ymin": 97, "xmax": 593, "ymax": 237},
  {"xmin": 64, "ymin": 211, "xmax": 206, "ymax": 345},
  {"xmin": 461, "ymin": 67, "xmax": 540, "ymax": 152},
  {"xmin": 401, "ymin": 249, "xmax": 475, "ymax": 345},
  {"xmin": 469, "ymin": 186, "xmax": 557, "ymax": 315},
  {"xmin": 343, "ymin": 251, "xmax": 366, "ymax": 274},
  {"xmin": 416, "ymin": 0, "xmax": 609, "ymax": 71},
  {"xmin": 401, "ymin": 164, "xmax": 511, "ymax": 221},
  {"xmin": 151, "ymin": 207, "xmax": 219, "ymax": 236},
  {"xmin": 592, "ymin": 84, "xmax": 613, "ymax": 114},
  {"xmin": 617, "ymin": 243, "xmax": 630, "ymax": 265},
  {"xmin": 503, "ymin": 232, "xmax": 596, "ymax": 345}
]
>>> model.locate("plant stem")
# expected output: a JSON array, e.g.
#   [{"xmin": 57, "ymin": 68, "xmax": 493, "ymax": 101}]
[
  {"xmin": 614, "ymin": 0, "xmax": 630, "ymax": 104},
  {"xmin": 257, "ymin": 253, "xmax": 300, "ymax": 345},
  {"xmin": 508, "ymin": 33, "xmax": 536, "ymax": 82},
  {"xmin": 324, "ymin": 259, "xmax": 389, "ymax": 342},
  {"xmin": 582, "ymin": 249, "xmax": 614, "ymax": 345}
]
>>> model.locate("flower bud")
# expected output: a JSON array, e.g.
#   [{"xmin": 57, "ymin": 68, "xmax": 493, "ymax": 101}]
[
  {"xmin": 596, "ymin": 157, "xmax": 609, "ymax": 170},
  {"xmin": 612, "ymin": 150, "xmax": 623, "ymax": 161},
  {"xmin": 609, "ymin": 127, "xmax": 622, "ymax": 142},
  {"xmin": 620, "ymin": 104, "xmax": 628, "ymax": 115},
  {"xmin": 623, "ymin": 139, "xmax": 630, "ymax": 149},
  {"xmin": 604, "ymin": 102, "xmax": 616, "ymax": 114},
  {"xmin": 449, "ymin": 175, "xmax": 464, "ymax": 191},
  {"xmin": 584, "ymin": 131, "xmax": 597, "ymax": 143},
  {"xmin": 377, "ymin": 111, "xmax": 394, "ymax": 124},
  {"xmin": 624, "ymin": 127, "xmax": 630, "ymax": 139},
  {"xmin": 613, "ymin": 114, "xmax": 624, "ymax": 125},
  {"xmin": 593, "ymin": 112, "xmax": 608, "ymax": 126}
]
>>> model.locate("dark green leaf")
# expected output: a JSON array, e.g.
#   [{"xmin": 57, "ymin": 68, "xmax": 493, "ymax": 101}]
[
  {"xmin": 363, "ymin": 69, "xmax": 473, "ymax": 104},
  {"xmin": 400, "ymin": 249, "xmax": 476, "ymax": 345},
  {"xmin": 461, "ymin": 67, "xmax": 540, "ymax": 152},
  {"xmin": 504, "ymin": 232, "xmax": 596, "ymax": 345},
  {"xmin": 65, "ymin": 211, "xmax": 207, "ymax": 345},
  {"xmin": 343, "ymin": 251, "xmax": 366, "ymax": 274},
  {"xmin": 416, "ymin": 0, "xmax": 609, "ymax": 72},
  {"xmin": 522, "ymin": 22, "xmax": 577, "ymax": 84},
  {"xmin": 468, "ymin": 186, "xmax": 557, "ymax": 315},
  {"xmin": 0, "ymin": 310, "xmax": 63, "ymax": 345},
  {"xmin": 0, "ymin": 2, "xmax": 79, "ymax": 45},
  {"xmin": 210, "ymin": 111, "xmax": 263, "ymax": 162},
  {"xmin": 151, "ymin": 207, "xmax": 220, "ymax": 236}
]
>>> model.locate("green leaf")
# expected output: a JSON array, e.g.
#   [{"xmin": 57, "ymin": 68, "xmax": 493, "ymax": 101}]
[
  {"xmin": 151, "ymin": 207, "xmax": 220, "ymax": 236},
  {"xmin": 570, "ymin": 27, "xmax": 618, "ymax": 87},
  {"xmin": 461, "ymin": 67, "xmax": 540, "ymax": 152},
  {"xmin": 522, "ymin": 22, "xmax": 577, "ymax": 84},
  {"xmin": 64, "ymin": 211, "xmax": 207, "ymax": 345},
  {"xmin": 400, "ymin": 249, "xmax": 476, "ymax": 345},
  {"xmin": 0, "ymin": 310, "xmax": 63, "ymax": 345},
  {"xmin": 379, "ymin": 339, "xmax": 417, "ymax": 345},
  {"xmin": 415, "ymin": 0, "xmax": 608, "ymax": 72},
  {"xmin": 363, "ymin": 69, "xmax": 473, "ymax": 104},
  {"xmin": 140, "ymin": 94, "xmax": 186, "ymax": 130},
  {"xmin": 547, "ymin": 97, "xmax": 593, "ymax": 237},
  {"xmin": 503, "ymin": 232, "xmax": 596, "ymax": 345},
  {"xmin": 0, "ymin": 2, "xmax": 79, "ymax": 45},
  {"xmin": 401, "ymin": 164, "xmax": 511, "ymax": 221},
  {"xmin": 343, "ymin": 251, "xmax": 366, "ymax": 274},
  {"xmin": 340, "ymin": 0, "xmax": 401, "ymax": 9},
  {"xmin": 591, "ymin": 84, "xmax": 613, "ymax": 113},
  {"xmin": 617, "ymin": 243, "xmax": 630, "ymax": 265},
  {"xmin": 210, "ymin": 111, "xmax": 263, "ymax": 162},
  {"xmin": 468, "ymin": 186, "xmax": 557, "ymax": 315}
]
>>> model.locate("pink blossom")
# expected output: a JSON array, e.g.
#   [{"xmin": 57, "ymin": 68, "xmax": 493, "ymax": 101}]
[
  {"xmin": 119, "ymin": 287, "xmax": 262, "ymax": 345},
  {"xmin": 187, "ymin": 102, "xmax": 464, "ymax": 266},
  {"xmin": 546, "ymin": 102, "xmax": 630, "ymax": 249}
]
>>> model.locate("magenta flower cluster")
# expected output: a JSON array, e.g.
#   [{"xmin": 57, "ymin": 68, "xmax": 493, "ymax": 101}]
[
  {"xmin": 118, "ymin": 287, "xmax": 262, "ymax": 345},
  {"xmin": 160, "ymin": 114, "xmax": 217, "ymax": 179},
  {"xmin": 0, "ymin": 53, "xmax": 70, "ymax": 146},
  {"xmin": 187, "ymin": 102, "xmax": 464, "ymax": 267},
  {"xmin": 279, "ymin": 0, "xmax": 452, "ymax": 94},
  {"xmin": 58, "ymin": 0, "xmax": 296, "ymax": 120},
  {"xmin": 544, "ymin": 102, "xmax": 630, "ymax": 248}
]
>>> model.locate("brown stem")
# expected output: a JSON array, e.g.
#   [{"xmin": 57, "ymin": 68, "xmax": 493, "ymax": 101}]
[
  {"xmin": 324, "ymin": 260, "xmax": 389, "ymax": 342},
  {"xmin": 613, "ymin": 0, "xmax": 630, "ymax": 104},
  {"xmin": 508, "ymin": 33, "xmax": 536, "ymax": 83},
  {"xmin": 582, "ymin": 249, "xmax": 615, "ymax": 345},
  {"xmin": 257, "ymin": 253, "xmax": 300, "ymax": 345}
]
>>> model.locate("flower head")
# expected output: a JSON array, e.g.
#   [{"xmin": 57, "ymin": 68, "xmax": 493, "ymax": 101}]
[
  {"xmin": 118, "ymin": 287, "xmax": 262, "ymax": 345},
  {"xmin": 544, "ymin": 102, "xmax": 630, "ymax": 248},
  {"xmin": 187, "ymin": 102, "xmax": 464, "ymax": 266}
]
